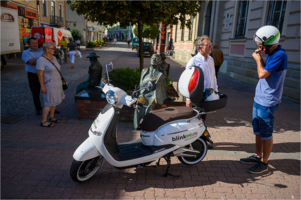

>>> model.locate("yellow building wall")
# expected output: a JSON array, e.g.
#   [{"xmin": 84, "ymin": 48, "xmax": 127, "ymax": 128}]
[
  {"xmin": 12, "ymin": 0, "xmax": 37, "ymax": 9},
  {"xmin": 40, "ymin": 0, "xmax": 66, "ymax": 28}
]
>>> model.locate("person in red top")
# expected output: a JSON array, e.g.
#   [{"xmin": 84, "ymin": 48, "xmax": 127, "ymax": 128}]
[{"xmin": 38, "ymin": 35, "xmax": 45, "ymax": 48}]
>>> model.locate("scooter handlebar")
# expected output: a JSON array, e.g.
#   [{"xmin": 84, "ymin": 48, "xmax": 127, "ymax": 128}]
[{"xmin": 135, "ymin": 102, "xmax": 147, "ymax": 108}]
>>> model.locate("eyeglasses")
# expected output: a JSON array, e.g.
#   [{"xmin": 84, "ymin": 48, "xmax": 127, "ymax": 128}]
[
  {"xmin": 202, "ymin": 43, "xmax": 212, "ymax": 47},
  {"xmin": 48, "ymin": 48, "xmax": 55, "ymax": 50}
]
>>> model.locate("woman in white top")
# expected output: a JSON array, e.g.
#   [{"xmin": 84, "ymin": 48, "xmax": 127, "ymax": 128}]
[{"xmin": 36, "ymin": 42, "xmax": 65, "ymax": 127}]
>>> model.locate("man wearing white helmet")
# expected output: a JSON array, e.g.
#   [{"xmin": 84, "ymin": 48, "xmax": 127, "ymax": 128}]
[
  {"xmin": 186, "ymin": 35, "xmax": 218, "ymax": 149},
  {"xmin": 240, "ymin": 25, "xmax": 288, "ymax": 174}
]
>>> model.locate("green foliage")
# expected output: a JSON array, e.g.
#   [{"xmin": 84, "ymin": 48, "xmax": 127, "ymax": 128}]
[
  {"xmin": 86, "ymin": 41, "xmax": 97, "ymax": 48},
  {"xmin": 70, "ymin": 29, "xmax": 82, "ymax": 40},
  {"xmin": 106, "ymin": 67, "xmax": 173, "ymax": 92},
  {"xmin": 67, "ymin": 0, "xmax": 204, "ymax": 71},
  {"xmin": 166, "ymin": 76, "xmax": 173, "ymax": 92},
  {"xmin": 133, "ymin": 24, "xmax": 161, "ymax": 39},
  {"xmin": 67, "ymin": 1, "xmax": 204, "ymax": 29},
  {"xmin": 106, "ymin": 68, "xmax": 141, "ymax": 92}
]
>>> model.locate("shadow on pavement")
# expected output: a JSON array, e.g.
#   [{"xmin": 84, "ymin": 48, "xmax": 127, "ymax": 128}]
[{"xmin": 212, "ymin": 142, "xmax": 300, "ymax": 153}]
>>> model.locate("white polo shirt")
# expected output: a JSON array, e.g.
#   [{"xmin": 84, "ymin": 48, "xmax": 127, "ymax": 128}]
[{"xmin": 186, "ymin": 52, "xmax": 218, "ymax": 92}]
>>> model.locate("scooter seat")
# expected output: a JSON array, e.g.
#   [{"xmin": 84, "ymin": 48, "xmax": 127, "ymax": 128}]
[{"xmin": 140, "ymin": 107, "xmax": 197, "ymax": 132}]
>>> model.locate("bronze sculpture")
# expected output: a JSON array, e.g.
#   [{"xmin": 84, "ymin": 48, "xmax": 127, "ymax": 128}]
[
  {"xmin": 76, "ymin": 52, "xmax": 103, "ymax": 94},
  {"xmin": 160, "ymin": 53, "xmax": 170, "ymax": 76},
  {"xmin": 133, "ymin": 54, "xmax": 169, "ymax": 129}
]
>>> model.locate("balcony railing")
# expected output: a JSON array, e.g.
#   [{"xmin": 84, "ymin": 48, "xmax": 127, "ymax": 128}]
[{"xmin": 50, "ymin": 16, "xmax": 64, "ymax": 27}]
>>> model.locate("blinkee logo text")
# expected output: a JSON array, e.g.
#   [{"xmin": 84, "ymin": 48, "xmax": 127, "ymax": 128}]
[{"xmin": 172, "ymin": 132, "xmax": 197, "ymax": 141}]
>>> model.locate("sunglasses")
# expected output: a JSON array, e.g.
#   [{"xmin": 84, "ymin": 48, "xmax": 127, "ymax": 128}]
[{"xmin": 202, "ymin": 43, "xmax": 212, "ymax": 47}]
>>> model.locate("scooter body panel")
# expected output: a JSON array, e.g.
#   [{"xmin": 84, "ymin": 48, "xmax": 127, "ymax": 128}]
[
  {"xmin": 88, "ymin": 106, "xmax": 115, "ymax": 152},
  {"xmin": 140, "ymin": 118, "xmax": 205, "ymax": 147},
  {"xmin": 100, "ymin": 142, "xmax": 180, "ymax": 167},
  {"xmin": 73, "ymin": 137, "xmax": 100, "ymax": 161}
]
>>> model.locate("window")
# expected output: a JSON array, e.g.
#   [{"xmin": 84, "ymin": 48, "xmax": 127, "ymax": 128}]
[
  {"xmin": 51, "ymin": 1, "xmax": 55, "ymax": 16},
  {"xmin": 188, "ymin": 16, "xmax": 194, "ymax": 41},
  {"xmin": 59, "ymin": 4, "xmax": 62, "ymax": 18},
  {"xmin": 175, "ymin": 24, "xmax": 178, "ymax": 42},
  {"xmin": 235, "ymin": 1, "xmax": 249, "ymax": 38},
  {"xmin": 181, "ymin": 27, "xmax": 184, "ymax": 41},
  {"xmin": 266, "ymin": 0, "xmax": 287, "ymax": 33},
  {"xmin": 42, "ymin": 0, "xmax": 47, "ymax": 16}
]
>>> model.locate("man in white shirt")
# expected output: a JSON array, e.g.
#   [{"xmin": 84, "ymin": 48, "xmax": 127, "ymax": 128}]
[
  {"xmin": 186, "ymin": 35, "xmax": 218, "ymax": 149},
  {"xmin": 76, "ymin": 39, "xmax": 81, "ymax": 49}
]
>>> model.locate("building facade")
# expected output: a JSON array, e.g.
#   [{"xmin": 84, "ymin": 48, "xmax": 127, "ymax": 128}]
[
  {"xmin": 39, "ymin": 0, "xmax": 67, "ymax": 29},
  {"xmin": 107, "ymin": 23, "xmax": 133, "ymax": 41},
  {"xmin": 219, "ymin": 0, "xmax": 300, "ymax": 103},
  {"xmin": 86, "ymin": 21, "xmax": 106, "ymax": 42},
  {"xmin": 172, "ymin": 0, "xmax": 300, "ymax": 104},
  {"xmin": 67, "ymin": 5, "xmax": 105, "ymax": 46}
]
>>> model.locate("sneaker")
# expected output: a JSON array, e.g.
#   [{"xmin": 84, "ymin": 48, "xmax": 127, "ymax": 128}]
[
  {"xmin": 248, "ymin": 161, "xmax": 268, "ymax": 174},
  {"xmin": 240, "ymin": 155, "xmax": 261, "ymax": 164}
]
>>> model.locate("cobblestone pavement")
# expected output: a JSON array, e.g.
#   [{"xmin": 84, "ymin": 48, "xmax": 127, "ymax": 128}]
[{"xmin": 1, "ymin": 42, "xmax": 300, "ymax": 199}]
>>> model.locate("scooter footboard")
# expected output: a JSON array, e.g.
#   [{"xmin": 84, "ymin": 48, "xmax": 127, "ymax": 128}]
[{"xmin": 73, "ymin": 137, "xmax": 101, "ymax": 161}]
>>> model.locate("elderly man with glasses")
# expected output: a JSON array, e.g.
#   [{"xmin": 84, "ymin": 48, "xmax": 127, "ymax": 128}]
[{"xmin": 185, "ymin": 35, "xmax": 218, "ymax": 149}]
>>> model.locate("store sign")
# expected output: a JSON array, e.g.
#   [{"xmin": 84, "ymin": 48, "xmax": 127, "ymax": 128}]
[
  {"xmin": 1, "ymin": 13, "xmax": 15, "ymax": 22},
  {"xmin": 161, "ymin": 24, "xmax": 166, "ymax": 41},
  {"xmin": 44, "ymin": 28, "xmax": 53, "ymax": 42},
  {"xmin": 25, "ymin": 8, "xmax": 38, "ymax": 20},
  {"xmin": 5, "ymin": 4, "xmax": 18, "ymax": 10},
  {"xmin": 18, "ymin": 7, "xmax": 25, "ymax": 17}
]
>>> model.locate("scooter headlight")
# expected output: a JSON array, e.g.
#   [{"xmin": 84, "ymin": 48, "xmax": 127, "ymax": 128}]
[{"xmin": 106, "ymin": 90, "xmax": 117, "ymax": 104}]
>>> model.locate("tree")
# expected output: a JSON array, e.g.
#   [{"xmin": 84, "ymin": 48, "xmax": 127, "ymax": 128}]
[
  {"xmin": 70, "ymin": 29, "xmax": 82, "ymax": 41},
  {"xmin": 67, "ymin": 0, "xmax": 204, "ymax": 71},
  {"xmin": 133, "ymin": 24, "xmax": 161, "ymax": 40}
]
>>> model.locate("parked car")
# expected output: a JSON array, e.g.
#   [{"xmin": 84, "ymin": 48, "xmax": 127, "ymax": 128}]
[
  {"xmin": 137, "ymin": 42, "xmax": 154, "ymax": 57},
  {"xmin": 131, "ymin": 37, "xmax": 139, "ymax": 50}
]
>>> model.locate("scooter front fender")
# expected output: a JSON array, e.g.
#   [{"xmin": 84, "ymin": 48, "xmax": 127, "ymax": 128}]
[{"xmin": 73, "ymin": 137, "xmax": 101, "ymax": 161}]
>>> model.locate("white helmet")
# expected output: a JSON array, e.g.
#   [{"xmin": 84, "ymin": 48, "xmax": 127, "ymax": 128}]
[{"xmin": 253, "ymin": 25, "xmax": 280, "ymax": 46}]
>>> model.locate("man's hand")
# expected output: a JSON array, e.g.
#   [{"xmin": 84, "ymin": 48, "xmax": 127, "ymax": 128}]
[
  {"xmin": 27, "ymin": 58, "xmax": 37, "ymax": 66},
  {"xmin": 41, "ymin": 86, "xmax": 46, "ymax": 94},
  {"xmin": 186, "ymin": 100, "xmax": 192, "ymax": 107},
  {"xmin": 252, "ymin": 49, "xmax": 262, "ymax": 61}
]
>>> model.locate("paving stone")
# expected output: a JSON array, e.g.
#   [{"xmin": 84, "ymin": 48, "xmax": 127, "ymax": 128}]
[{"xmin": 1, "ymin": 42, "xmax": 300, "ymax": 200}]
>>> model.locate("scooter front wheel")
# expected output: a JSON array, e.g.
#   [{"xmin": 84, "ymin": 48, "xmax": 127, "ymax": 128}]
[
  {"xmin": 178, "ymin": 138, "xmax": 207, "ymax": 165},
  {"xmin": 70, "ymin": 156, "xmax": 103, "ymax": 182}
]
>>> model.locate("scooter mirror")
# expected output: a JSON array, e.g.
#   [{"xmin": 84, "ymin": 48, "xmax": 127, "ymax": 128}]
[
  {"xmin": 145, "ymin": 81, "xmax": 153, "ymax": 91},
  {"xmin": 109, "ymin": 62, "xmax": 113, "ymax": 70}
]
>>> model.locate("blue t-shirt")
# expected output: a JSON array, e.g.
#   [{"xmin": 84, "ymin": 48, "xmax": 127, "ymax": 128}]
[
  {"xmin": 22, "ymin": 47, "xmax": 44, "ymax": 73},
  {"xmin": 254, "ymin": 45, "xmax": 288, "ymax": 107}
]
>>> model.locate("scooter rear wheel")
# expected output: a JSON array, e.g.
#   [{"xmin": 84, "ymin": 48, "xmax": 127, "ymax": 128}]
[
  {"xmin": 178, "ymin": 138, "xmax": 207, "ymax": 165},
  {"xmin": 70, "ymin": 156, "xmax": 103, "ymax": 182}
]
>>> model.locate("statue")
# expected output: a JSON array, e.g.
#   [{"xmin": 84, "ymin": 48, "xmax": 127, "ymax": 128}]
[
  {"xmin": 160, "ymin": 53, "xmax": 170, "ymax": 76},
  {"xmin": 76, "ymin": 52, "xmax": 103, "ymax": 94},
  {"xmin": 133, "ymin": 54, "xmax": 169, "ymax": 129}
]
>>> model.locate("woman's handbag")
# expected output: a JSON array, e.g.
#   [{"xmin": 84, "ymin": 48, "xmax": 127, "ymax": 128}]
[
  {"xmin": 75, "ymin": 50, "xmax": 80, "ymax": 57},
  {"xmin": 43, "ymin": 56, "xmax": 68, "ymax": 90}
]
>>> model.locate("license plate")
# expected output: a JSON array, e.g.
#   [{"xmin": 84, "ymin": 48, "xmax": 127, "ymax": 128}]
[{"xmin": 144, "ymin": 51, "xmax": 149, "ymax": 53}]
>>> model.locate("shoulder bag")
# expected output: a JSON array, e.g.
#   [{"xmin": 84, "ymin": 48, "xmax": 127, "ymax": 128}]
[{"xmin": 42, "ymin": 56, "xmax": 68, "ymax": 90}]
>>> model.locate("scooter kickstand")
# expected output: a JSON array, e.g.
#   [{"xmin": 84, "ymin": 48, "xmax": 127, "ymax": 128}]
[
  {"xmin": 163, "ymin": 154, "xmax": 180, "ymax": 178},
  {"xmin": 156, "ymin": 158, "xmax": 161, "ymax": 166}
]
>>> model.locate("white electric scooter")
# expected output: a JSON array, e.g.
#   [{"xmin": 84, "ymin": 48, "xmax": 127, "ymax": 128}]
[{"xmin": 70, "ymin": 62, "xmax": 227, "ymax": 182}]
